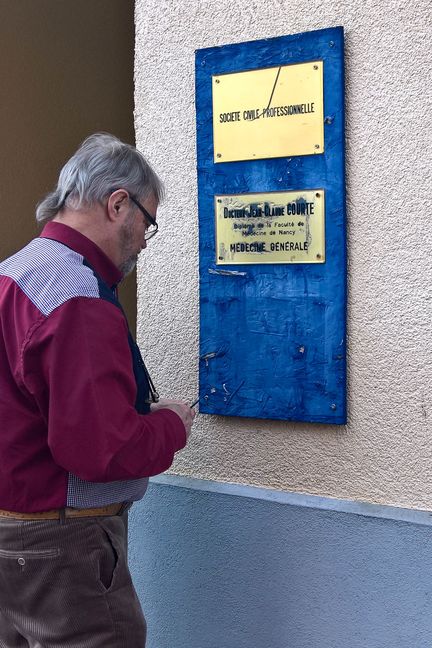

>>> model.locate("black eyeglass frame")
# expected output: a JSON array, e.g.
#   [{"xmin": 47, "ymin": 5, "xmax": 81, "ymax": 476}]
[
  {"xmin": 109, "ymin": 187, "xmax": 158, "ymax": 240},
  {"xmin": 59, "ymin": 189, "xmax": 158, "ymax": 241},
  {"xmin": 128, "ymin": 195, "xmax": 158, "ymax": 240}
]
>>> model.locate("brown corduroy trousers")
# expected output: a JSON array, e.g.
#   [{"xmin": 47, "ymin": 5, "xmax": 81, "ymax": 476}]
[{"xmin": 0, "ymin": 513, "xmax": 146, "ymax": 647}]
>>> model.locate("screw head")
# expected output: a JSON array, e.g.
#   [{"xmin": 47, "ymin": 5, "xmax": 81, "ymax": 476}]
[
  {"xmin": 215, "ymin": 78, "xmax": 220, "ymax": 84},
  {"xmin": 315, "ymin": 192, "xmax": 320, "ymax": 198},
  {"xmin": 314, "ymin": 144, "xmax": 320, "ymax": 149},
  {"xmin": 217, "ymin": 153, "xmax": 222, "ymax": 158},
  {"xmin": 313, "ymin": 64, "xmax": 319, "ymax": 70}
]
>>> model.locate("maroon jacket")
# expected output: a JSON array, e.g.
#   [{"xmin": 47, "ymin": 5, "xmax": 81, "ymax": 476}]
[{"xmin": 0, "ymin": 222, "xmax": 186, "ymax": 512}]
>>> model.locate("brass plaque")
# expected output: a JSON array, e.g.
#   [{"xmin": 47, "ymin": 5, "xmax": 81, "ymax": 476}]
[
  {"xmin": 212, "ymin": 61, "xmax": 324, "ymax": 163},
  {"xmin": 215, "ymin": 190, "xmax": 325, "ymax": 265}
]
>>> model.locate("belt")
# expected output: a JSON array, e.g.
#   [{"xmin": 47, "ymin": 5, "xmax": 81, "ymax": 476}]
[{"xmin": 0, "ymin": 503, "xmax": 125, "ymax": 520}]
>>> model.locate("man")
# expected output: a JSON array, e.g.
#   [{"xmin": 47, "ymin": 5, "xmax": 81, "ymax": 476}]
[{"xmin": 0, "ymin": 133, "xmax": 195, "ymax": 647}]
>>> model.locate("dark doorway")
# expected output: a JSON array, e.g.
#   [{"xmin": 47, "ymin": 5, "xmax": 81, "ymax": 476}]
[{"xmin": 0, "ymin": 0, "xmax": 137, "ymax": 330}]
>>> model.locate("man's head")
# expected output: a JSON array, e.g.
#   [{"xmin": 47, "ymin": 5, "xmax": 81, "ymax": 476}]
[{"xmin": 36, "ymin": 133, "xmax": 164, "ymax": 275}]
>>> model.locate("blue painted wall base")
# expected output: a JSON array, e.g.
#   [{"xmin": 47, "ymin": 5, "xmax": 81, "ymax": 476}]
[{"xmin": 129, "ymin": 479, "xmax": 432, "ymax": 648}]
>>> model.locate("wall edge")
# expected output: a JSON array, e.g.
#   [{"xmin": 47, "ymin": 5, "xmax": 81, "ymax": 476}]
[{"xmin": 150, "ymin": 474, "xmax": 432, "ymax": 526}]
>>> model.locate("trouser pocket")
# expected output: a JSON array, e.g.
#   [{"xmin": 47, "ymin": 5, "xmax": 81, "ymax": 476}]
[
  {"xmin": 96, "ymin": 526, "xmax": 119, "ymax": 592},
  {"xmin": 0, "ymin": 547, "xmax": 60, "ymax": 571},
  {"xmin": 0, "ymin": 548, "xmax": 60, "ymax": 559}
]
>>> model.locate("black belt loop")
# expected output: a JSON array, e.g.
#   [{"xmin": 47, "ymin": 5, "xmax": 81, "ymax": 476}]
[{"xmin": 59, "ymin": 508, "xmax": 66, "ymax": 525}]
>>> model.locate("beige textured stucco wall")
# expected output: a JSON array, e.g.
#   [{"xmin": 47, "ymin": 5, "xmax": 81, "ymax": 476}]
[{"xmin": 135, "ymin": 0, "xmax": 432, "ymax": 509}]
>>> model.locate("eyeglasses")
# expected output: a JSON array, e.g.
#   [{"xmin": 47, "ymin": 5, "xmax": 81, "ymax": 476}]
[
  {"xmin": 129, "ymin": 195, "xmax": 158, "ymax": 241},
  {"xmin": 109, "ymin": 189, "xmax": 159, "ymax": 240}
]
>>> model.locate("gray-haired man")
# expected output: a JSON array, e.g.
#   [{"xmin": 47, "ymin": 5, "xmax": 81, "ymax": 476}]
[{"xmin": 0, "ymin": 133, "xmax": 194, "ymax": 646}]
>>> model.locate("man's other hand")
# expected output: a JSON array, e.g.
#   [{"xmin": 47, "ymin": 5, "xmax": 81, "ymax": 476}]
[{"xmin": 150, "ymin": 399, "xmax": 196, "ymax": 439}]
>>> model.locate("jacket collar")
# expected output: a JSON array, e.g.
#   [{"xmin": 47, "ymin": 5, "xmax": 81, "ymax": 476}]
[{"xmin": 39, "ymin": 221, "xmax": 122, "ymax": 288}]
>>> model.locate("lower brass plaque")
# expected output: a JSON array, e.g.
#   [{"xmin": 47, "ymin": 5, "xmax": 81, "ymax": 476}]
[{"xmin": 215, "ymin": 190, "xmax": 325, "ymax": 265}]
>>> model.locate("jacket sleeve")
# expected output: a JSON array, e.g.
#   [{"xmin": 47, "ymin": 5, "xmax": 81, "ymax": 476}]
[{"xmin": 21, "ymin": 297, "xmax": 187, "ymax": 482}]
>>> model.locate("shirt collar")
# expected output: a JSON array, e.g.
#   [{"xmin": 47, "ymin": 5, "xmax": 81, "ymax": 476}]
[{"xmin": 39, "ymin": 221, "xmax": 122, "ymax": 288}]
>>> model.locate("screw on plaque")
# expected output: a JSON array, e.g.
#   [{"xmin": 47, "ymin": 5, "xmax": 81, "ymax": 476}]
[
  {"xmin": 314, "ymin": 144, "xmax": 320, "ymax": 149},
  {"xmin": 215, "ymin": 79, "xmax": 220, "ymax": 83},
  {"xmin": 217, "ymin": 153, "xmax": 222, "ymax": 158},
  {"xmin": 313, "ymin": 65, "xmax": 319, "ymax": 70},
  {"xmin": 316, "ymin": 254, "xmax": 322, "ymax": 259},
  {"xmin": 315, "ymin": 192, "xmax": 320, "ymax": 198},
  {"xmin": 330, "ymin": 403, "xmax": 337, "ymax": 411},
  {"xmin": 329, "ymin": 41, "xmax": 335, "ymax": 48},
  {"xmin": 217, "ymin": 199, "xmax": 222, "ymax": 203}
]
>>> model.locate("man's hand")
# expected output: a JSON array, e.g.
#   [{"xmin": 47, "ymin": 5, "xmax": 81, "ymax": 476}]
[{"xmin": 150, "ymin": 399, "xmax": 196, "ymax": 440}]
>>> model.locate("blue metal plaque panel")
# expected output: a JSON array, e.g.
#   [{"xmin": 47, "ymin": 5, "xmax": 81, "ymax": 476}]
[{"xmin": 196, "ymin": 27, "xmax": 346, "ymax": 424}]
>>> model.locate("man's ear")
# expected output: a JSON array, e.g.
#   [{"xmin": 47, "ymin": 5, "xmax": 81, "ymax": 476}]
[{"xmin": 106, "ymin": 189, "xmax": 129, "ymax": 222}]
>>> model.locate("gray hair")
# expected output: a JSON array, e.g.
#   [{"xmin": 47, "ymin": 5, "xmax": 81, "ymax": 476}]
[{"xmin": 36, "ymin": 133, "xmax": 164, "ymax": 223}]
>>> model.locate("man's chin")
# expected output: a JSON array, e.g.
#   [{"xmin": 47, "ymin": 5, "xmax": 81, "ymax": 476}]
[{"xmin": 119, "ymin": 255, "xmax": 138, "ymax": 277}]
